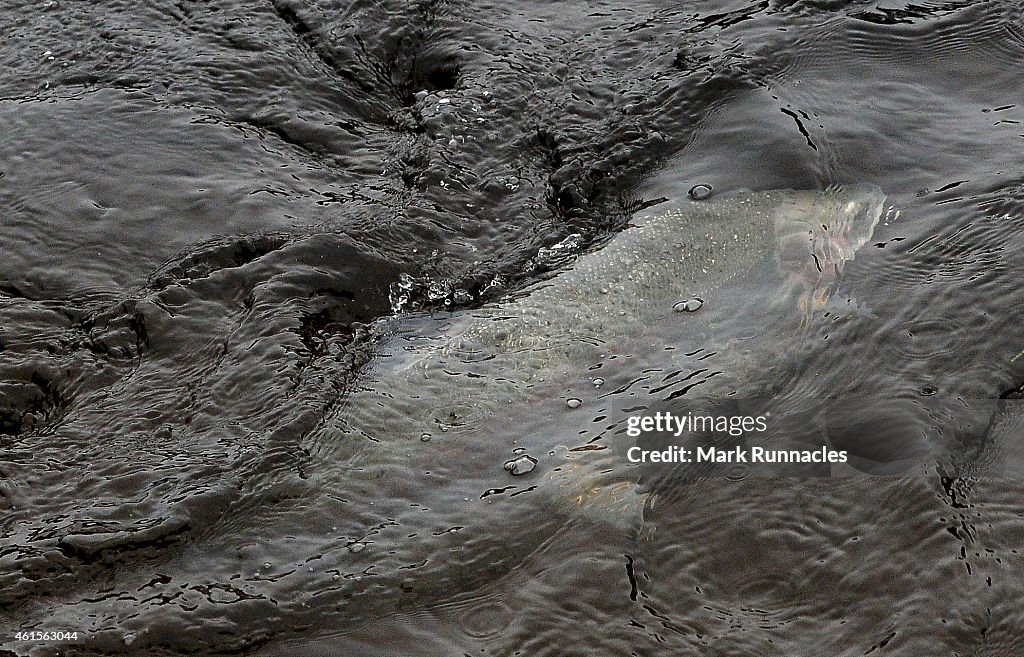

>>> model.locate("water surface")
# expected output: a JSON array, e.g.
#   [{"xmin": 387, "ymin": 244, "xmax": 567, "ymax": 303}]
[{"xmin": 3, "ymin": 1, "xmax": 1024, "ymax": 655}]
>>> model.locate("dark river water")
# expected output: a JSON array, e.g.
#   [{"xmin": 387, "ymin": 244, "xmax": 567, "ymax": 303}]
[{"xmin": 3, "ymin": 1, "xmax": 1024, "ymax": 655}]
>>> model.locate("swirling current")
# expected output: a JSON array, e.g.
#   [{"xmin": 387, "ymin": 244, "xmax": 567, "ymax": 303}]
[{"xmin": 3, "ymin": 1, "xmax": 1024, "ymax": 655}]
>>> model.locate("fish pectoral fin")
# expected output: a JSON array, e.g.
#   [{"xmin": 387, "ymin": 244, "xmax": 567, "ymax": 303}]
[
  {"xmin": 634, "ymin": 518, "xmax": 657, "ymax": 543},
  {"xmin": 630, "ymin": 491, "xmax": 659, "ymax": 542},
  {"xmin": 553, "ymin": 476, "xmax": 651, "ymax": 537},
  {"xmin": 765, "ymin": 276, "xmax": 806, "ymax": 318}
]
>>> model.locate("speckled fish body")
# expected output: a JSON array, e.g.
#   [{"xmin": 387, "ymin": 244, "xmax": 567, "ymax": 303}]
[{"xmin": 327, "ymin": 184, "xmax": 886, "ymax": 529}]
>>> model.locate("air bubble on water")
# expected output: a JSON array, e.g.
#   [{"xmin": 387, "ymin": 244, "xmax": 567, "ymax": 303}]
[
  {"xmin": 513, "ymin": 447, "xmax": 526, "ymax": 454},
  {"xmin": 567, "ymin": 398, "xmax": 582, "ymax": 409},
  {"xmin": 349, "ymin": 543, "xmax": 366, "ymax": 553},
  {"xmin": 482, "ymin": 274, "xmax": 506, "ymax": 294},
  {"xmin": 497, "ymin": 175, "xmax": 520, "ymax": 191},
  {"xmin": 504, "ymin": 455, "xmax": 537, "ymax": 475},
  {"xmin": 123, "ymin": 633, "xmax": 137, "ymax": 646},
  {"xmin": 420, "ymin": 433, "xmax": 432, "ymax": 442},
  {"xmin": 262, "ymin": 562, "xmax": 272, "ymax": 570},
  {"xmin": 592, "ymin": 377, "xmax": 605, "ymax": 388},
  {"xmin": 673, "ymin": 298, "xmax": 704, "ymax": 313},
  {"xmin": 389, "ymin": 273, "xmax": 415, "ymax": 313},
  {"xmin": 689, "ymin": 184, "xmax": 713, "ymax": 200}
]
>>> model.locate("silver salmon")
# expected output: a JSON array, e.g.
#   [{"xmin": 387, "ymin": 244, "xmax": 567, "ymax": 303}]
[{"xmin": 319, "ymin": 184, "xmax": 886, "ymax": 529}]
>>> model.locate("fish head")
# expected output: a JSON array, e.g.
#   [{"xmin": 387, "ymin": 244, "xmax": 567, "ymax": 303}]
[{"xmin": 772, "ymin": 184, "xmax": 886, "ymax": 316}]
